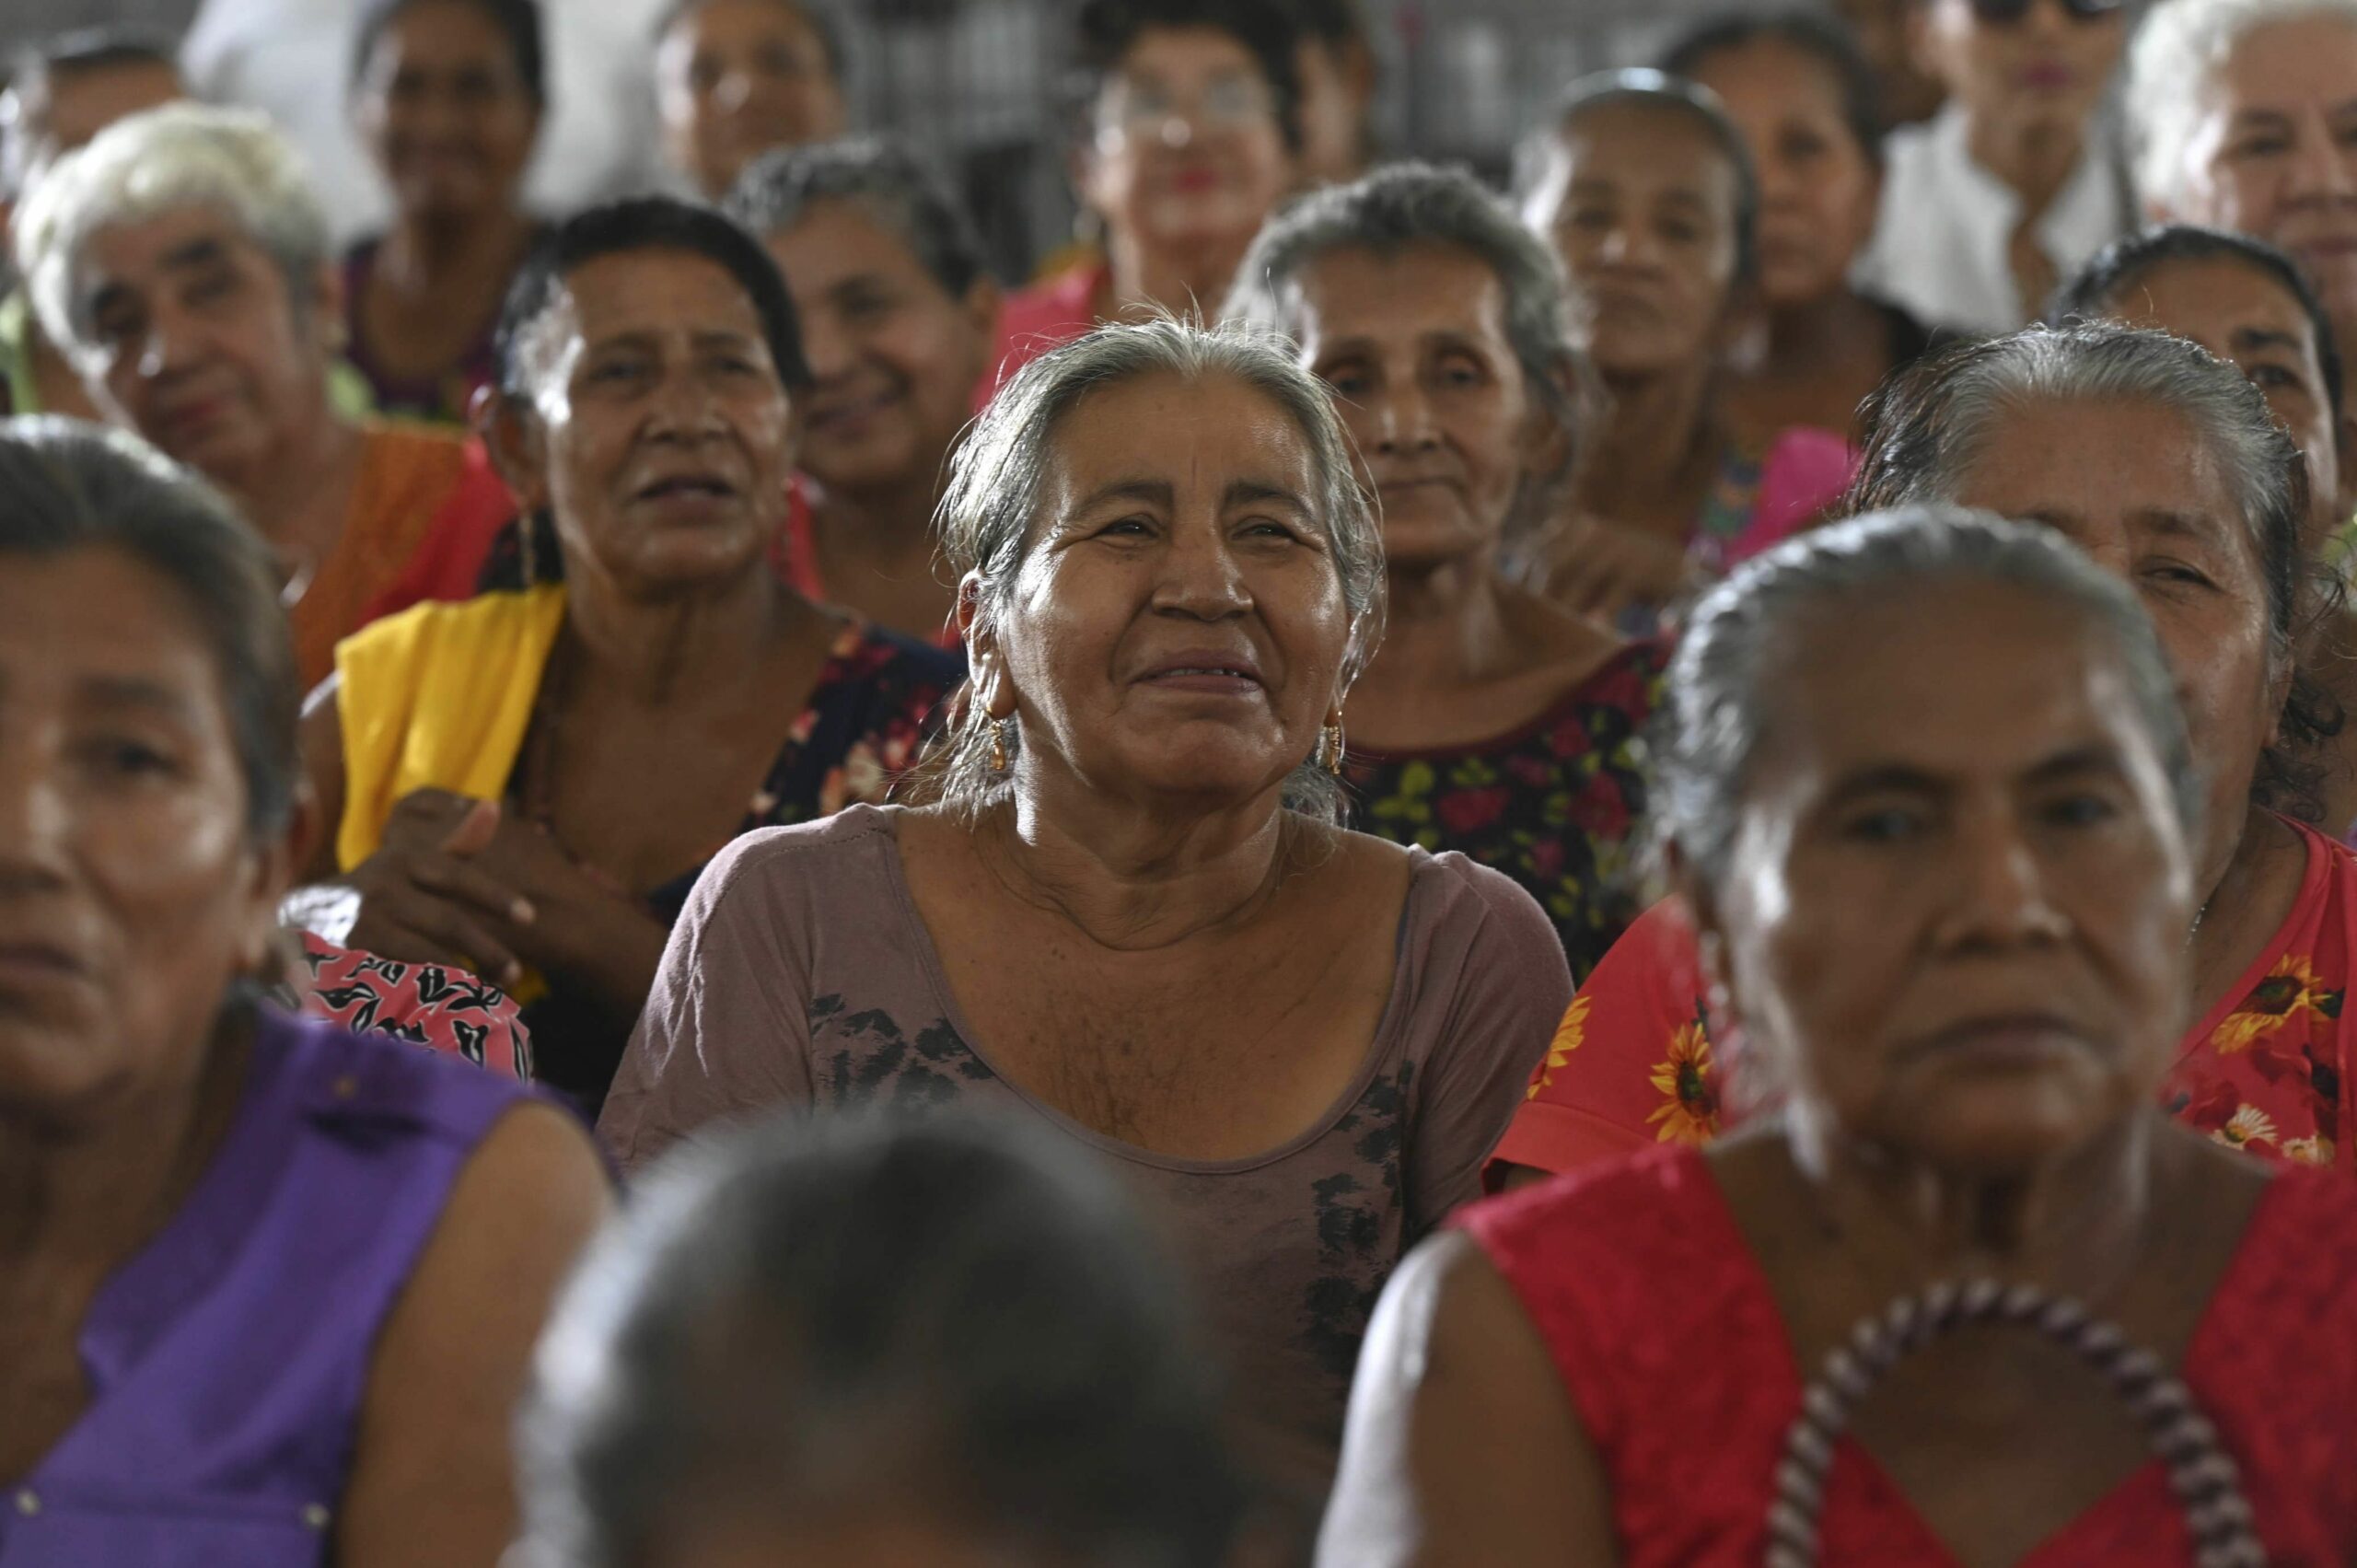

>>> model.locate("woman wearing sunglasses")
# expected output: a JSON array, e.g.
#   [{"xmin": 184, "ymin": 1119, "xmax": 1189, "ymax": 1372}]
[{"xmin": 1855, "ymin": 0, "xmax": 2131, "ymax": 335}]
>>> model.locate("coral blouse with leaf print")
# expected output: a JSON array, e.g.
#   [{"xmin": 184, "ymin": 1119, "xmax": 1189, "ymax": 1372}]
[{"xmin": 1490, "ymin": 814, "xmax": 2357, "ymax": 1182}]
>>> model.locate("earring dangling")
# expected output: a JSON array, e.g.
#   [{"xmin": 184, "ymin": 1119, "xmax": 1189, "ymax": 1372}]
[
  {"xmin": 1318, "ymin": 722, "xmax": 1345, "ymax": 775},
  {"xmin": 990, "ymin": 719, "xmax": 1012, "ymax": 773}
]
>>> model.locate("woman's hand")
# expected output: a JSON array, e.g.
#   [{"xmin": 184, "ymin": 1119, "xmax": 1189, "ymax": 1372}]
[
  {"xmin": 330, "ymin": 791, "xmax": 540, "ymax": 988},
  {"xmin": 452, "ymin": 812, "xmax": 672, "ymax": 1016},
  {"xmin": 1524, "ymin": 513, "xmax": 1691, "ymax": 624}
]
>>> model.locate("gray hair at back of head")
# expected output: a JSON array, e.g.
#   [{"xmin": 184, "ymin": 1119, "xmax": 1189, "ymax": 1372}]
[
  {"xmin": 1659, "ymin": 507, "xmax": 2203, "ymax": 891},
  {"xmin": 12, "ymin": 102, "xmax": 331, "ymax": 362},
  {"xmin": 2127, "ymin": 0, "xmax": 2357, "ymax": 209},
  {"xmin": 724, "ymin": 134, "xmax": 987, "ymax": 300},
  {"xmin": 515, "ymin": 1109, "xmax": 1244, "ymax": 1568},
  {"xmin": 1224, "ymin": 160, "xmax": 1596, "ymax": 508},
  {"xmin": 914, "ymin": 314, "xmax": 1387, "ymax": 824}
]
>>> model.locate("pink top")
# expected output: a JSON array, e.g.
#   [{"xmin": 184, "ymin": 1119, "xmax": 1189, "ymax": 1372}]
[{"xmin": 990, "ymin": 263, "xmax": 1105, "ymax": 390}]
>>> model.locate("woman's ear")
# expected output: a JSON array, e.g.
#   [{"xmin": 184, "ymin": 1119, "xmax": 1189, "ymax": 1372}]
[
  {"xmin": 1666, "ymin": 841, "xmax": 1742, "ymax": 1024},
  {"xmin": 307, "ymin": 261, "xmax": 349, "ymax": 358},
  {"xmin": 958, "ymin": 574, "xmax": 1018, "ymax": 721},
  {"xmin": 963, "ymin": 274, "xmax": 1004, "ymax": 351},
  {"xmin": 475, "ymin": 385, "xmax": 552, "ymax": 516},
  {"xmin": 1525, "ymin": 355, "xmax": 1582, "ymax": 490}
]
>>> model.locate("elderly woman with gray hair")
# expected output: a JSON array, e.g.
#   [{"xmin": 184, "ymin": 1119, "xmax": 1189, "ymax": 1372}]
[
  {"xmin": 1324, "ymin": 506, "xmax": 2357, "ymax": 1567},
  {"xmin": 599, "ymin": 316, "xmax": 1572, "ymax": 1516},
  {"xmin": 2128, "ymin": 0, "xmax": 2357, "ymax": 401},
  {"xmin": 1225, "ymin": 161, "xmax": 1662, "ymax": 978},
  {"xmin": 10, "ymin": 103, "xmax": 508, "ymax": 689},
  {"xmin": 1498, "ymin": 320, "xmax": 2357, "ymax": 1185}
]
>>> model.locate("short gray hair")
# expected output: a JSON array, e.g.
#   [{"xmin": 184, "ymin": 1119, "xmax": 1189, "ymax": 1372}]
[
  {"xmin": 725, "ymin": 134, "xmax": 986, "ymax": 299},
  {"xmin": 914, "ymin": 315, "xmax": 1386, "ymax": 823},
  {"xmin": 1659, "ymin": 507, "xmax": 2202, "ymax": 891},
  {"xmin": 516, "ymin": 1111, "xmax": 1243, "ymax": 1568},
  {"xmin": 2127, "ymin": 0, "xmax": 2357, "ymax": 210},
  {"xmin": 1224, "ymin": 160, "xmax": 1595, "ymax": 509},
  {"xmin": 12, "ymin": 103, "xmax": 331, "ymax": 361}
]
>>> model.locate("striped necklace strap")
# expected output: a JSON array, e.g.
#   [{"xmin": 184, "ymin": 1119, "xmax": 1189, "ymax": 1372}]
[{"xmin": 1766, "ymin": 1278, "xmax": 2265, "ymax": 1568}]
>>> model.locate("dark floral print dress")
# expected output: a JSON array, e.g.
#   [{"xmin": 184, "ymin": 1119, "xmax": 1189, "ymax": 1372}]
[{"xmin": 1341, "ymin": 639, "xmax": 1669, "ymax": 981}]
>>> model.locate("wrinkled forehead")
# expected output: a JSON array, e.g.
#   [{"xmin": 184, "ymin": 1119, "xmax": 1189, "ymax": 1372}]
[
  {"xmin": 76, "ymin": 203, "xmax": 276, "ymax": 310},
  {"xmin": 1550, "ymin": 101, "xmax": 1739, "ymax": 208},
  {"xmin": 1742, "ymin": 581, "xmax": 2162, "ymax": 808},
  {"xmin": 510, "ymin": 247, "xmax": 775, "ymax": 400},
  {"xmin": 1032, "ymin": 369, "xmax": 1327, "ymax": 522}
]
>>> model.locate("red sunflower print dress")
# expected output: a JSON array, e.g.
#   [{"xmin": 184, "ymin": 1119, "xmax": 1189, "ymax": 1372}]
[{"xmin": 1489, "ymin": 815, "xmax": 2357, "ymax": 1182}]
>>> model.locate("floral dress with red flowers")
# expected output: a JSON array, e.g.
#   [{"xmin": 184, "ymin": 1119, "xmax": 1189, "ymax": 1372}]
[
  {"xmin": 1341, "ymin": 640, "xmax": 1667, "ymax": 981},
  {"xmin": 1488, "ymin": 815, "xmax": 2357, "ymax": 1183}
]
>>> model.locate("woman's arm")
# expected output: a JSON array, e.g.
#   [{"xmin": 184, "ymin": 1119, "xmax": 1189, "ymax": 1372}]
[
  {"xmin": 1318, "ymin": 1232, "xmax": 1618, "ymax": 1568},
  {"xmin": 336, "ymin": 1101, "xmax": 611, "ymax": 1568},
  {"xmin": 596, "ymin": 830, "xmax": 819, "ymax": 1174}
]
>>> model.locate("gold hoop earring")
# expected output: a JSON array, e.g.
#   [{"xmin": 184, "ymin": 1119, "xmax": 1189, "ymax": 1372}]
[
  {"xmin": 1317, "ymin": 722, "xmax": 1344, "ymax": 775},
  {"xmin": 990, "ymin": 719, "xmax": 1012, "ymax": 773}
]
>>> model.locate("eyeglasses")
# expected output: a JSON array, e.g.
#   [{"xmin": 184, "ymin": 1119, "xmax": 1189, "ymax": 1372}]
[
  {"xmin": 1967, "ymin": 0, "xmax": 2124, "ymax": 25},
  {"xmin": 1098, "ymin": 74, "xmax": 1277, "ymax": 140}
]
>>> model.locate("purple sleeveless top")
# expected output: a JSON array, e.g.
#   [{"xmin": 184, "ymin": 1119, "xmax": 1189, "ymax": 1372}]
[{"xmin": 0, "ymin": 1006, "xmax": 535, "ymax": 1565}]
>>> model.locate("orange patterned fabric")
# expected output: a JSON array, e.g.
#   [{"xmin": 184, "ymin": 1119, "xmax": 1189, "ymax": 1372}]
[
  {"xmin": 1491, "ymin": 815, "xmax": 2357, "ymax": 1184},
  {"xmin": 287, "ymin": 422, "xmax": 470, "ymax": 690}
]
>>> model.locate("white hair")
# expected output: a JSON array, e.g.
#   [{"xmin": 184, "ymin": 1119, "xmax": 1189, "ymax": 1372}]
[
  {"xmin": 11, "ymin": 102, "xmax": 330, "ymax": 361},
  {"xmin": 2127, "ymin": 0, "xmax": 2357, "ymax": 208}
]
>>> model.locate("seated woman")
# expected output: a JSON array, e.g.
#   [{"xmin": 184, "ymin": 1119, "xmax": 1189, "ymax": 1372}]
[
  {"xmin": 11, "ymin": 103, "xmax": 512, "ymax": 687},
  {"xmin": 0, "ymin": 419, "xmax": 608, "ymax": 1566},
  {"xmin": 1323, "ymin": 508, "xmax": 2357, "ymax": 1566},
  {"xmin": 726, "ymin": 137, "xmax": 999, "ymax": 645},
  {"xmin": 1663, "ymin": 13, "xmax": 1945, "ymax": 443},
  {"xmin": 2054, "ymin": 224, "xmax": 2357, "ymax": 838},
  {"xmin": 2131, "ymin": 0, "xmax": 2357, "ymax": 389},
  {"xmin": 293, "ymin": 197, "xmax": 962, "ymax": 1112},
  {"xmin": 516, "ymin": 1113, "xmax": 1247, "ymax": 1568},
  {"xmin": 1498, "ymin": 322, "xmax": 2357, "ymax": 1179},
  {"xmin": 343, "ymin": 0, "xmax": 546, "ymax": 424},
  {"xmin": 599, "ymin": 318, "xmax": 1571, "ymax": 1520},
  {"xmin": 654, "ymin": 0, "xmax": 848, "ymax": 203},
  {"xmin": 1225, "ymin": 162, "xmax": 1661, "ymax": 978},
  {"xmin": 1855, "ymin": 0, "xmax": 2131, "ymax": 333},
  {"xmin": 993, "ymin": 0, "xmax": 1303, "ymax": 383},
  {"xmin": 1514, "ymin": 71, "xmax": 1853, "ymax": 629}
]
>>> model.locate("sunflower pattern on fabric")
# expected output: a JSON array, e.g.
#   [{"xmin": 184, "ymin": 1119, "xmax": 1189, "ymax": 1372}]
[
  {"xmin": 1491, "ymin": 818, "xmax": 2357, "ymax": 1181},
  {"xmin": 1341, "ymin": 640, "xmax": 1667, "ymax": 981},
  {"xmin": 1646, "ymin": 1017, "xmax": 1719, "ymax": 1145},
  {"xmin": 1529, "ymin": 996, "xmax": 1591, "ymax": 1101}
]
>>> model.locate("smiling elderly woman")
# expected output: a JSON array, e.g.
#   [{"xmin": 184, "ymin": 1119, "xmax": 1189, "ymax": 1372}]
[
  {"xmin": 598, "ymin": 316, "xmax": 1572, "ymax": 1520},
  {"xmin": 292, "ymin": 197, "xmax": 961, "ymax": 1113},
  {"xmin": 11, "ymin": 104, "xmax": 510, "ymax": 687},
  {"xmin": 1322, "ymin": 509, "xmax": 2357, "ymax": 1566}
]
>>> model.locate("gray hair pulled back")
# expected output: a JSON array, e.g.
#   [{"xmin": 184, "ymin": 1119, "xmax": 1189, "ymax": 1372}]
[
  {"xmin": 1223, "ymin": 160, "xmax": 1595, "ymax": 508},
  {"xmin": 1849, "ymin": 321, "xmax": 2334, "ymax": 821},
  {"xmin": 1659, "ymin": 506, "xmax": 2203, "ymax": 891},
  {"xmin": 916, "ymin": 315, "xmax": 1387, "ymax": 824}
]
